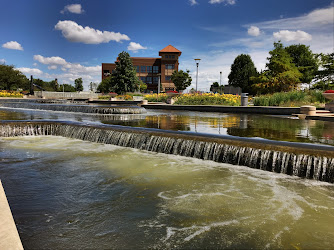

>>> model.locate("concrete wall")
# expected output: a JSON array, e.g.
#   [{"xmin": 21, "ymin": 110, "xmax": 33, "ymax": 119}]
[
  {"xmin": 34, "ymin": 91, "xmax": 99, "ymax": 99},
  {"xmin": 142, "ymin": 104, "xmax": 300, "ymax": 115},
  {"xmin": 0, "ymin": 180, "xmax": 23, "ymax": 250}
]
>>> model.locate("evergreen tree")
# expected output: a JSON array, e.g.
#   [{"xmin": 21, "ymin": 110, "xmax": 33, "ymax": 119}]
[
  {"xmin": 111, "ymin": 51, "xmax": 140, "ymax": 94},
  {"xmin": 171, "ymin": 70, "xmax": 192, "ymax": 92},
  {"xmin": 228, "ymin": 54, "xmax": 258, "ymax": 94}
]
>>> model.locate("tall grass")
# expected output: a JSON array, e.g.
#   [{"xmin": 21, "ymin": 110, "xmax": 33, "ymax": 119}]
[{"xmin": 253, "ymin": 90, "xmax": 328, "ymax": 107}]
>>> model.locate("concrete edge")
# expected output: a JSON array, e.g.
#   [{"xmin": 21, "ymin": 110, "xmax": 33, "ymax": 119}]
[{"xmin": 0, "ymin": 180, "xmax": 24, "ymax": 250}]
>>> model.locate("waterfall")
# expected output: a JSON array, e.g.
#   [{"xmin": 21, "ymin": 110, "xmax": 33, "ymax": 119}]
[
  {"xmin": 0, "ymin": 102, "xmax": 146, "ymax": 114},
  {"xmin": 1, "ymin": 121, "xmax": 334, "ymax": 183}
]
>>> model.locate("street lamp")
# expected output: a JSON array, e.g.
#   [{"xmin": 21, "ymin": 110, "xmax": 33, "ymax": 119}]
[
  {"xmin": 194, "ymin": 59, "xmax": 201, "ymax": 92},
  {"xmin": 157, "ymin": 73, "xmax": 161, "ymax": 94},
  {"xmin": 220, "ymin": 71, "xmax": 222, "ymax": 94}
]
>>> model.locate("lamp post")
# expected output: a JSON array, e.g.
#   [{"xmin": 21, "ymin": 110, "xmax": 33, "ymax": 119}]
[
  {"xmin": 220, "ymin": 71, "xmax": 222, "ymax": 94},
  {"xmin": 194, "ymin": 59, "xmax": 201, "ymax": 92},
  {"xmin": 157, "ymin": 73, "xmax": 161, "ymax": 94}
]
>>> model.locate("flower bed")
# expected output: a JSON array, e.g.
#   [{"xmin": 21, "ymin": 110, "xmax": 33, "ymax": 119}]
[
  {"xmin": 0, "ymin": 90, "xmax": 24, "ymax": 98},
  {"xmin": 144, "ymin": 93, "xmax": 168, "ymax": 102},
  {"xmin": 174, "ymin": 93, "xmax": 240, "ymax": 106}
]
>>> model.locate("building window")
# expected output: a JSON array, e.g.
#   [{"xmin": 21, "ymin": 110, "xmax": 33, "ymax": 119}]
[
  {"xmin": 166, "ymin": 64, "xmax": 175, "ymax": 70},
  {"xmin": 147, "ymin": 66, "xmax": 152, "ymax": 73},
  {"xmin": 141, "ymin": 66, "xmax": 146, "ymax": 73},
  {"xmin": 165, "ymin": 76, "xmax": 171, "ymax": 81},
  {"xmin": 140, "ymin": 77, "xmax": 146, "ymax": 82},
  {"xmin": 103, "ymin": 70, "xmax": 110, "ymax": 77},
  {"xmin": 146, "ymin": 77, "xmax": 152, "ymax": 84},
  {"xmin": 165, "ymin": 55, "xmax": 168, "ymax": 59},
  {"xmin": 153, "ymin": 77, "xmax": 159, "ymax": 83},
  {"xmin": 136, "ymin": 66, "xmax": 139, "ymax": 73},
  {"xmin": 153, "ymin": 66, "xmax": 159, "ymax": 73},
  {"xmin": 169, "ymin": 55, "xmax": 172, "ymax": 59},
  {"xmin": 172, "ymin": 55, "xmax": 175, "ymax": 59}
]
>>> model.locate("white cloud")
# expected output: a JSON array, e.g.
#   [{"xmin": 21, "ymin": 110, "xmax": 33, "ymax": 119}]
[
  {"xmin": 248, "ymin": 26, "xmax": 260, "ymax": 36},
  {"xmin": 48, "ymin": 65, "xmax": 58, "ymax": 70},
  {"xmin": 17, "ymin": 67, "xmax": 43, "ymax": 75},
  {"xmin": 34, "ymin": 55, "xmax": 67, "ymax": 66},
  {"xmin": 209, "ymin": 0, "xmax": 236, "ymax": 5},
  {"xmin": 273, "ymin": 30, "xmax": 312, "ymax": 42},
  {"xmin": 127, "ymin": 42, "xmax": 147, "ymax": 52},
  {"xmin": 0, "ymin": 59, "xmax": 5, "ymax": 64},
  {"xmin": 32, "ymin": 54, "xmax": 101, "ymax": 90},
  {"xmin": 61, "ymin": 4, "xmax": 84, "ymax": 14},
  {"xmin": 55, "ymin": 20, "xmax": 130, "ymax": 44},
  {"xmin": 2, "ymin": 41, "xmax": 23, "ymax": 51},
  {"xmin": 189, "ymin": 0, "xmax": 198, "ymax": 6}
]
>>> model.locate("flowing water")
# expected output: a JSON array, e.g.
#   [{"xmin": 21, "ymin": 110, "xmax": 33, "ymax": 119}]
[{"xmin": 1, "ymin": 136, "xmax": 334, "ymax": 249}]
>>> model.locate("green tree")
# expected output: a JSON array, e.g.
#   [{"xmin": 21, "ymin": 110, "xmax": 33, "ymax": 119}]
[
  {"xmin": 139, "ymin": 81, "xmax": 147, "ymax": 92},
  {"xmin": 285, "ymin": 44, "xmax": 318, "ymax": 84},
  {"xmin": 110, "ymin": 51, "xmax": 140, "ymax": 94},
  {"xmin": 210, "ymin": 82, "xmax": 223, "ymax": 93},
  {"xmin": 228, "ymin": 54, "xmax": 258, "ymax": 94},
  {"xmin": 0, "ymin": 64, "xmax": 29, "ymax": 90},
  {"xmin": 171, "ymin": 69, "xmax": 192, "ymax": 91},
  {"xmin": 58, "ymin": 84, "xmax": 76, "ymax": 92},
  {"xmin": 97, "ymin": 77, "xmax": 112, "ymax": 93},
  {"xmin": 312, "ymin": 53, "xmax": 334, "ymax": 90},
  {"xmin": 74, "ymin": 78, "xmax": 84, "ymax": 91},
  {"xmin": 252, "ymin": 42, "xmax": 302, "ymax": 94}
]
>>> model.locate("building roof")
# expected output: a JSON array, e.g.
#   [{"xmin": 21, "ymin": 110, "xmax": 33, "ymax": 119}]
[{"xmin": 159, "ymin": 45, "xmax": 181, "ymax": 53}]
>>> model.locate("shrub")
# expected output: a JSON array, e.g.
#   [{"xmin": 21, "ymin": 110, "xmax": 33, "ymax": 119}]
[
  {"xmin": 174, "ymin": 93, "xmax": 240, "ymax": 106},
  {"xmin": 144, "ymin": 93, "xmax": 168, "ymax": 102}
]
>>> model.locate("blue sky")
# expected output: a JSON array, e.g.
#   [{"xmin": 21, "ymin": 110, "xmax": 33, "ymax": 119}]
[{"xmin": 1, "ymin": 0, "xmax": 333, "ymax": 91}]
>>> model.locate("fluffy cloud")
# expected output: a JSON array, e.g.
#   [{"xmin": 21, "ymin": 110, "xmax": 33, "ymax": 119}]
[
  {"xmin": 34, "ymin": 55, "xmax": 67, "ymax": 66},
  {"xmin": 209, "ymin": 0, "xmax": 236, "ymax": 5},
  {"xmin": 248, "ymin": 26, "xmax": 260, "ymax": 36},
  {"xmin": 2, "ymin": 41, "xmax": 23, "ymax": 51},
  {"xmin": 273, "ymin": 30, "xmax": 312, "ymax": 42},
  {"xmin": 31, "ymin": 54, "xmax": 101, "ymax": 89},
  {"xmin": 189, "ymin": 0, "xmax": 198, "ymax": 6},
  {"xmin": 55, "ymin": 20, "xmax": 130, "ymax": 44},
  {"xmin": 17, "ymin": 67, "xmax": 43, "ymax": 75},
  {"xmin": 0, "ymin": 59, "xmax": 5, "ymax": 64},
  {"xmin": 127, "ymin": 42, "xmax": 147, "ymax": 52},
  {"xmin": 61, "ymin": 4, "xmax": 84, "ymax": 14}
]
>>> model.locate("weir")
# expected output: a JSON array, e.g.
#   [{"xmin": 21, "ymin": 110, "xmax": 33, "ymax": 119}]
[
  {"xmin": 1, "ymin": 120, "xmax": 334, "ymax": 183},
  {"xmin": 0, "ymin": 102, "xmax": 146, "ymax": 114}
]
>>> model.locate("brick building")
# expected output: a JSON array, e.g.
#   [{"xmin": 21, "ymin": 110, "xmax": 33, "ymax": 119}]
[{"xmin": 102, "ymin": 45, "xmax": 181, "ymax": 92}]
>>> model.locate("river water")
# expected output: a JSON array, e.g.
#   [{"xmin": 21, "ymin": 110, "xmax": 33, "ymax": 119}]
[{"xmin": 1, "ymin": 136, "xmax": 334, "ymax": 249}]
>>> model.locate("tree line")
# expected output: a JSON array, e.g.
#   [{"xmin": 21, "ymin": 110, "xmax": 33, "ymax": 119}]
[
  {"xmin": 0, "ymin": 64, "xmax": 86, "ymax": 92},
  {"xmin": 227, "ymin": 41, "xmax": 333, "ymax": 95}
]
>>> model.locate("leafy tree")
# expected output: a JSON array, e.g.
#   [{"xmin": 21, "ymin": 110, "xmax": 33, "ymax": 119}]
[
  {"xmin": 285, "ymin": 44, "xmax": 318, "ymax": 84},
  {"xmin": 110, "ymin": 51, "xmax": 140, "ymax": 94},
  {"xmin": 312, "ymin": 53, "xmax": 334, "ymax": 90},
  {"xmin": 171, "ymin": 69, "xmax": 192, "ymax": 91},
  {"xmin": 58, "ymin": 84, "xmax": 76, "ymax": 92},
  {"xmin": 228, "ymin": 54, "xmax": 258, "ymax": 94},
  {"xmin": 252, "ymin": 42, "xmax": 302, "ymax": 94},
  {"xmin": 74, "ymin": 78, "xmax": 84, "ymax": 91},
  {"xmin": 139, "ymin": 81, "xmax": 147, "ymax": 92},
  {"xmin": 0, "ymin": 64, "xmax": 29, "ymax": 90},
  {"xmin": 210, "ymin": 82, "xmax": 223, "ymax": 93},
  {"xmin": 97, "ymin": 77, "xmax": 112, "ymax": 93}
]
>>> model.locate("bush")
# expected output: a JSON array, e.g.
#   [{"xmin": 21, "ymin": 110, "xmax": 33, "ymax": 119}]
[{"xmin": 253, "ymin": 90, "xmax": 328, "ymax": 107}]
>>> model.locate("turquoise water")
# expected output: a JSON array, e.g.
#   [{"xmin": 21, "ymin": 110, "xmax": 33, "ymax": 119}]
[{"xmin": 1, "ymin": 136, "xmax": 334, "ymax": 249}]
